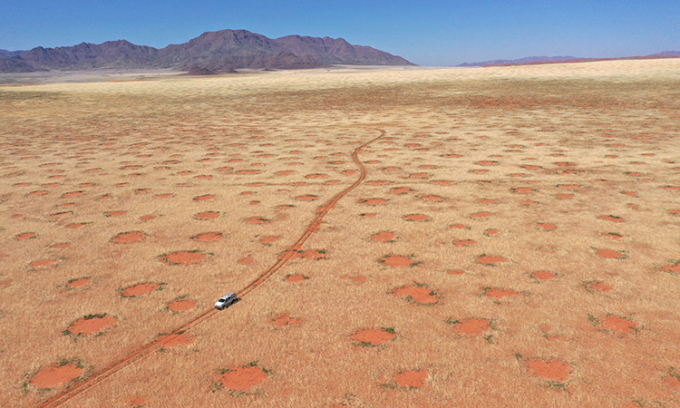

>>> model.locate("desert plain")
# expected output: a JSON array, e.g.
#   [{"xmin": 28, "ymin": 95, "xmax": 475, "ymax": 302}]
[{"xmin": 1, "ymin": 59, "xmax": 680, "ymax": 407}]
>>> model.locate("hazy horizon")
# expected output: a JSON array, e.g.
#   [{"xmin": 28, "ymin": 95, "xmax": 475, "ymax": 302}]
[{"xmin": 1, "ymin": 0, "xmax": 678, "ymax": 66}]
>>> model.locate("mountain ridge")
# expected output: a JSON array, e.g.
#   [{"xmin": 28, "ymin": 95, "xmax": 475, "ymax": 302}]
[
  {"xmin": 459, "ymin": 52, "xmax": 680, "ymax": 67},
  {"xmin": 0, "ymin": 29, "xmax": 414, "ymax": 73}
]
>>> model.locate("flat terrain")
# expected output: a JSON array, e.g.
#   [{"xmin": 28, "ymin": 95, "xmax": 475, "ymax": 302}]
[{"xmin": 1, "ymin": 59, "xmax": 680, "ymax": 407}]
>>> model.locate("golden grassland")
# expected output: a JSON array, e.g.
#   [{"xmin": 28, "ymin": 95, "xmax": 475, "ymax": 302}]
[{"xmin": 1, "ymin": 59, "xmax": 680, "ymax": 407}]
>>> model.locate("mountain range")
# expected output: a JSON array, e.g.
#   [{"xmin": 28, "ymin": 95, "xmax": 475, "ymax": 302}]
[
  {"xmin": 0, "ymin": 29, "xmax": 414, "ymax": 74},
  {"xmin": 459, "ymin": 51, "xmax": 680, "ymax": 67}
]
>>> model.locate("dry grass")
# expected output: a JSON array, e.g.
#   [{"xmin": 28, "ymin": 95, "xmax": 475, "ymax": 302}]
[{"xmin": 1, "ymin": 59, "xmax": 680, "ymax": 407}]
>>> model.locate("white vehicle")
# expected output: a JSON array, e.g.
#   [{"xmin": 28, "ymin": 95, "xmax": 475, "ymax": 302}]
[{"xmin": 214, "ymin": 292, "xmax": 238, "ymax": 310}]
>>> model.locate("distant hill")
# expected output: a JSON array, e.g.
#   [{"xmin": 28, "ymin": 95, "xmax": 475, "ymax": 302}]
[
  {"xmin": 0, "ymin": 29, "xmax": 414, "ymax": 73},
  {"xmin": 459, "ymin": 56, "xmax": 580, "ymax": 67},
  {"xmin": 459, "ymin": 51, "xmax": 680, "ymax": 67},
  {"xmin": 0, "ymin": 49, "xmax": 26, "ymax": 57}
]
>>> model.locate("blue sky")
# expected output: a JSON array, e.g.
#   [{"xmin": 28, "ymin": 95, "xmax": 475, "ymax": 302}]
[{"xmin": 1, "ymin": 0, "xmax": 678, "ymax": 65}]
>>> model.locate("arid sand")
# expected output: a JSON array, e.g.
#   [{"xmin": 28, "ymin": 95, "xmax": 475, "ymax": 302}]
[{"xmin": 1, "ymin": 59, "xmax": 680, "ymax": 407}]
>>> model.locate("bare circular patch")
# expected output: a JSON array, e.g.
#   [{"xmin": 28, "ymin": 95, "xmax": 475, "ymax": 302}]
[
  {"xmin": 601, "ymin": 315, "xmax": 639, "ymax": 333},
  {"xmin": 192, "ymin": 232, "xmax": 223, "ymax": 242},
  {"xmin": 161, "ymin": 251, "xmax": 206, "ymax": 265},
  {"xmin": 29, "ymin": 364, "xmax": 82, "ymax": 389},
  {"xmin": 168, "ymin": 299, "xmax": 196, "ymax": 312},
  {"xmin": 394, "ymin": 369, "xmax": 428, "ymax": 388},
  {"xmin": 67, "ymin": 314, "xmax": 117, "ymax": 335},
  {"xmin": 122, "ymin": 282, "xmax": 161, "ymax": 297},
  {"xmin": 195, "ymin": 211, "xmax": 220, "ymax": 220},
  {"xmin": 526, "ymin": 358, "xmax": 572, "ymax": 382},
  {"xmin": 111, "ymin": 231, "xmax": 145, "ymax": 244},
  {"xmin": 450, "ymin": 318, "xmax": 491, "ymax": 335},
  {"xmin": 371, "ymin": 231, "xmax": 396, "ymax": 242},
  {"xmin": 403, "ymin": 214, "xmax": 430, "ymax": 222},
  {"xmin": 393, "ymin": 285, "xmax": 438, "ymax": 303},
  {"xmin": 476, "ymin": 255, "xmax": 507, "ymax": 265},
  {"xmin": 381, "ymin": 255, "xmax": 417, "ymax": 267},
  {"xmin": 220, "ymin": 366, "xmax": 268, "ymax": 390},
  {"xmin": 352, "ymin": 328, "xmax": 396, "ymax": 345}
]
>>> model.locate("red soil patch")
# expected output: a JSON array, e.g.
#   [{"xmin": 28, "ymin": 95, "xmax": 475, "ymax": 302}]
[
  {"xmin": 236, "ymin": 170, "xmax": 261, "ymax": 175},
  {"xmin": 596, "ymin": 249, "xmax": 625, "ymax": 259},
  {"xmin": 409, "ymin": 173, "xmax": 429, "ymax": 179},
  {"xmin": 664, "ymin": 376, "xmax": 680, "ymax": 390},
  {"xmin": 555, "ymin": 193, "xmax": 574, "ymax": 199},
  {"xmin": 476, "ymin": 255, "xmax": 507, "ymax": 265},
  {"xmin": 192, "ymin": 232, "xmax": 223, "ymax": 242},
  {"xmin": 67, "ymin": 278, "xmax": 91, "ymax": 289},
  {"xmin": 536, "ymin": 223, "xmax": 557, "ymax": 231},
  {"xmin": 371, "ymin": 231, "xmax": 396, "ymax": 242},
  {"xmin": 352, "ymin": 328, "xmax": 396, "ymax": 345},
  {"xmin": 167, "ymin": 299, "xmax": 196, "ymax": 312},
  {"xmin": 30, "ymin": 259, "xmax": 60, "ymax": 269},
  {"xmin": 393, "ymin": 285, "xmax": 437, "ymax": 303},
  {"xmin": 220, "ymin": 366, "xmax": 267, "ymax": 390},
  {"xmin": 662, "ymin": 263, "xmax": 680, "ymax": 274},
  {"xmin": 470, "ymin": 211, "xmax": 493, "ymax": 218},
  {"xmin": 342, "ymin": 170, "xmax": 358, "ymax": 175},
  {"xmin": 139, "ymin": 214, "xmax": 156, "ymax": 221},
  {"xmin": 450, "ymin": 318, "xmax": 491, "ymax": 335},
  {"xmin": 271, "ymin": 312, "xmax": 303, "ymax": 328},
  {"xmin": 29, "ymin": 364, "xmax": 82, "ymax": 389},
  {"xmin": 259, "ymin": 235, "xmax": 280, "ymax": 245},
  {"xmin": 295, "ymin": 195, "xmax": 318, "ymax": 201},
  {"xmin": 432, "ymin": 180, "xmax": 454, "ymax": 186},
  {"xmin": 453, "ymin": 240, "xmax": 477, "ymax": 247},
  {"xmin": 485, "ymin": 229, "xmax": 501, "ymax": 236},
  {"xmin": 476, "ymin": 160, "xmax": 499, "ymax": 166},
  {"xmin": 586, "ymin": 281, "xmax": 612, "ymax": 292},
  {"xmin": 598, "ymin": 215, "xmax": 625, "ymax": 223},
  {"xmin": 164, "ymin": 332, "xmax": 196, "ymax": 347},
  {"xmin": 122, "ymin": 282, "xmax": 161, "ymax": 297},
  {"xmin": 394, "ymin": 369, "xmax": 428, "ymax": 388},
  {"xmin": 485, "ymin": 288, "xmax": 521, "ymax": 299},
  {"xmin": 305, "ymin": 173, "xmax": 328, "ymax": 179},
  {"xmin": 161, "ymin": 251, "xmax": 206, "ymax": 265},
  {"xmin": 668, "ymin": 209, "xmax": 680, "ymax": 216},
  {"xmin": 104, "ymin": 211, "xmax": 126, "ymax": 217},
  {"xmin": 16, "ymin": 232, "xmax": 37, "ymax": 240},
  {"xmin": 245, "ymin": 217, "xmax": 269, "ymax": 224},
  {"xmin": 600, "ymin": 315, "xmax": 639, "ymax": 333},
  {"xmin": 447, "ymin": 269, "xmax": 465, "ymax": 275},
  {"xmin": 512, "ymin": 187, "xmax": 534, "ymax": 194},
  {"xmin": 193, "ymin": 194, "xmax": 215, "ymax": 201},
  {"xmin": 381, "ymin": 255, "xmax": 417, "ymax": 267},
  {"xmin": 237, "ymin": 257, "xmax": 254, "ymax": 265},
  {"xmin": 275, "ymin": 170, "xmax": 294, "ymax": 176},
  {"xmin": 126, "ymin": 396, "xmax": 148, "ymax": 407},
  {"xmin": 154, "ymin": 193, "xmax": 174, "ymax": 199},
  {"xmin": 360, "ymin": 198, "xmax": 388, "ymax": 205},
  {"xmin": 361, "ymin": 213, "xmax": 377, "ymax": 217},
  {"xmin": 478, "ymin": 199, "xmax": 498, "ymax": 204},
  {"xmin": 403, "ymin": 214, "xmax": 430, "ymax": 222},
  {"xmin": 421, "ymin": 195, "xmax": 444, "ymax": 202},
  {"xmin": 50, "ymin": 243, "xmax": 69, "ymax": 249},
  {"xmin": 195, "ymin": 211, "xmax": 219, "ymax": 220},
  {"xmin": 61, "ymin": 191, "xmax": 84, "ymax": 198},
  {"xmin": 526, "ymin": 359, "xmax": 572, "ymax": 382},
  {"xmin": 532, "ymin": 271, "xmax": 558, "ymax": 281},
  {"xmin": 111, "ymin": 231, "xmax": 145, "ymax": 244},
  {"xmin": 65, "ymin": 223, "xmax": 87, "ymax": 229},
  {"xmin": 67, "ymin": 315, "xmax": 117, "ymax": 335},
  {"xmin": 285, "ymin": 274, "xmax": 308, "ymax": 283},
  {"xmin": 449, "ymin": 224, "xmax": 470, "ymax": 229},
  {"xmin": 391, "ymin": 187, "xmax": 412, "ymax": 195}
]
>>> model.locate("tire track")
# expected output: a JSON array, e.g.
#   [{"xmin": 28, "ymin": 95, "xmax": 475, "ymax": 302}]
[{"xmin": 39, "ymin": 128, "xmax": 386, "ymax": 407}]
